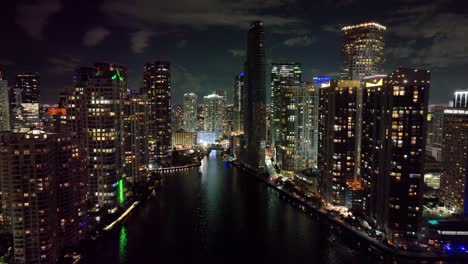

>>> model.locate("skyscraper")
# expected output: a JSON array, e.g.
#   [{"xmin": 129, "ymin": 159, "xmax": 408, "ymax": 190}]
[
  {"xmin": 440, "ymin": 91, "xmax": 468, "ymax": 218},
  {"xmin": 203, "ymin": 93, "xmax": 225, "ymax": 136},
  {"xmin": 143, "ymin": 61, "xmax": 172, "ymax": 159},
  {"xmin": 427, "ymin": 105, "xmax": 448, "ymax": 147},
  {"xmin": 183, "ymin": 93, "xmax": 197, "ymax": 132},
  {"xmin": 243, "ymin": 21, "xmax": 267, "ymax": 173},
  {"xmin": 271, "ymin": 63, "xmax": 301, "ymax": 154},
  {"xmin": 341, "ymin": 22, "xmax": 385, "ymax": 80},
  {"xmin": 65, "ymin": 63, "xmax": 126, "ymax": 210},
  {"xmin": 318, "ymin": 80, "xmax": 361, "ymax": 205},
  {"xmin": 123, "ymin": 90, "xmax": 149, "ymax": 185},
  {"xmin": 277, "ymin": 80, "xmax": 318, "ymax": 174},
  {"xmin": 0, "ymin": 130, "xmax": 86, "ymax": 263},
  {"xmin": 171, "ymin": 104, "xmax": 184, "ymax": 132},
  {"xmin": 233, "ymin": 73, "xmax": 244, "ymax": 135},
  {"xmin": 11, "ymin": 73, "xmax": 40, "ymax": 132},
  {"xmin": 0, "ymin": 76, "xmax": 10, "ymax": 131},
  {"xmin": 360, "ymin": 68, "xmax": 430, "ymax": 240}
]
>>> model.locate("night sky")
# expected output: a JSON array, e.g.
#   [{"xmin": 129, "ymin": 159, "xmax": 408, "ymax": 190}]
[{"xmin": 1, "ymin": 0, "xmax": 467, "ymax": 104}]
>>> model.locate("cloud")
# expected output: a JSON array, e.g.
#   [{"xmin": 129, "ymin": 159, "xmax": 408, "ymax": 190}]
[
  {"xmin": 228, "ymin": 49, "xmax": 245, "ymax": 57},
  {"xmin": 172, "ymin": 65, "xmax": 208, "ymax": 97},
  {"xmin": 83, "ymin": 26, "xmax": 111, "ymax": 47},
  {"xmin": 385, "ymin": 1, "xmax": 468, "ymax": 67},
  {"xmin": 101, "ymin": 0, "xmax": 298, "ymax": 29},
  {"xmin": 130, "ymin": 29, "xmax": 154, "ymax": 53},
  {"xmin": 283, "ymin": 36, "xmax": 315, "ymax": 47},
  {"xmin": 15, "ymin": 0, "xmax": 62, "ymax": 40},
  {"xmin": 48, "ymin": 56, "xmax": 81, "ymax": 74},
  {"xmin": 321, "ymin": 24, "xmax": 340, "ymax": 33},
  {"xmin": 177, "ymin": 39, "xmax": 188, "ymax": 48}
]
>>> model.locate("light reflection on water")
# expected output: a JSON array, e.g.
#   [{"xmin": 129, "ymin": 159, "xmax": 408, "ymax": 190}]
[
  {"xmin": 88, "ymin": 154, "xmax": 448, "ymax": 264},
  {"xmin": 118, "ymin": 226, "xmax": 127, "ymax": 264}
]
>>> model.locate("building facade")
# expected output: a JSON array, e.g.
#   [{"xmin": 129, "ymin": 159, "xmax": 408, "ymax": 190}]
[
  {"xmin": 64, "ymin": 63, "xmax": 126, "ymax": 210},
  {"xmin": 360, "ymin": 68, "xmax": 430, "ymax": 241},
  {"xmin": 0, "ymin": 78, "xmax": 10, "ymax": 131},
  {"xmin": 203, "ymin": 93, "xmax": 225, "ymax": 136},
  {"xmin": 183, "ymin": 93, "xmax": 197, "ymax": 132},
  {"xmin": 172, "ymin": 132, "xmax": 197, "ymax": 149},
  {"xmin": 271, "ymin": 63, "xmax": 301, "ymax": 152},
  {"xmin": 143, "ymin": 61, "xmax": 172, "ymax": 159},
  {"xmin": 0, "ymin": 130, "xmax": 86, "ymax": 263},
  {"xmin": 277, "ymin": 81, "xmax": 318, "ymax": 173},
  {"xmin": 243, "ymin": 21, "xmax": 267, "ymax": 173},
  {"xmin": 318, "ymin": 80, "xmax": 361, "ymax": 205},
  {"xmin": 171, "ymin": 104, "xmax": 184, "ymax": 132},
  {"xmin": 123, "ymin": 90, "xmax": 149, "ymax": 185},
  {"xmin": 11, "ymin": 73, "xmax": 40, "ymax": 132},
  {"xmin": 440, "ymin": 101, "xmax": 468, "ymax": 218},
  {"xmin": 233, "ymin": 73, "xmax": 244, "ymax": 135},
  {"xmin": 341, "ymin": 22, "xmax": 385, "ymax": 80}
]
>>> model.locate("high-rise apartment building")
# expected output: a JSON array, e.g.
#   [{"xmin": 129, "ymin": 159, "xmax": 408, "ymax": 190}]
[
  {"xmin": 360, "ymin": 68, "xmax": 430, "ymax": 240},
  {"xmin": 171, "ymin": 104, "xmax": 184, "ymax": 132},
  {"xmin": 65, "ymin": 63, "xmax": 126, "ymax": 210},
  {"xmin": 203, "ymin": 93, "xmax": 225, "ymax": 136},
  {"xmin": 243, "ymin": 21, "xmax": 267, "ymax": 173},
  {"xmin": 183, "ymin": 93, "xmax": 197, "ymax": 132},
  {"xmin": 0, "ymin": 130, "xmax": 86, "ymax": 263},
  {"xmin": 233, "ymin": 73, "xmax": 244, "ymax": 135},
  {"xmin": 123, "ymin": 90, "xmax": 149, "ymax": 185},
  {"xmin": 427, "ymin": 105, "xmax": 448, "ymax": 147},
  {"xmin": 341, "ymin": 22, "xmax": 385, "ymax": 80},
  {"xmin": 0, "ymin": 77, "xmax": 10, "ymax": 131},
  {"xmin": 271, "ymin": 63, "xmax": 301, "ymax": 151},
  {"xmin": 143, "ymin": 61, "xmax": 172, "ymax": 159},
  {"xmin": 11, "ymin": 73, "xmax": 40, "ymax": 132},
  {"xmin": 318, "ymin": 80, "xmax": 361, "ymax": 205},
  {"xmin": 440, "ymin": 90, "xmax": 468, "ymax": 218},
  {"xmin": 277, "ymin": 80, "xmax": 318, "ymax": 173}
]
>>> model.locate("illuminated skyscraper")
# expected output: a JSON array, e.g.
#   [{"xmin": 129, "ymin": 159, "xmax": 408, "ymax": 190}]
[
  {"xmin": 0, "ymin": 76, "xmax": 10, "ymax": 131},
  {"xmin": 360, "ymin": 68, "xmax": 430, "ymax": 240},
  {"xmin": 65, "ymin": 63, "xmax": 126, "ymax": 210},
  {"xmin": 243, "ymin": 21, "xmax": 267, "ymax": 173},
  {"xmin": 11, "ymin": 73, "xmax": 40, "ymax": 132},
  {"xmin": 143, "ymin": 61, "xmax": 172, "ymax": 159},
  {"xmin": 171, "ymin": 104, "xmax": 184, "ymax": 132},
  {"xmin": 183, "ymin": 93, "xmax": 197, "ymax": 132},
  {"xmin": 318, "ymin": 80, "xmax": 361, "ymax": 205},
  {"xmin": 277, "ymin": 80, "xmax": 318, "ymax": 174},
  {"xmin": 341, "ymin": 22, "xmax": 385, "ymax": 80},
  {"xmin": 271, "ymin": 63, "xmax": 301, "ymax": 152},
  {"xmin": 123, "ymin": 90, "xmax": 149, "ymax": 185},
  {"xmin": 0, "ymin": 130, "xmax": 86, "ymax": 263},
  {"xmin": 440, "ymin": 91, "xmax": 468, "ymax": 218},
  {"xmin": 203, "ymin": 93, "xmax": 225, "ymax": 136},
  {"xmin": 233, "ymin": 73, "xmax": 244, "ymax": 134}
]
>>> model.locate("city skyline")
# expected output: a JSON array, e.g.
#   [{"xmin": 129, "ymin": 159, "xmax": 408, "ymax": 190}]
[
  {"xmin": 1, "ymin": 1, "xmax": 467, "ymax": 104},
  {"xmin": 1, "ymin": 2, "xmax": 468, "ymax": 263}
]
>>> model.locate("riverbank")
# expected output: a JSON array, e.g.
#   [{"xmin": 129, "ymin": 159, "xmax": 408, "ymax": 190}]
[
  {"xmin": 232, "ymin": 160, "xmax": 466, "ymax": 261},
  {"xmin": 154, "ymin": 162, "xmax": 201, "ymax": 173}
]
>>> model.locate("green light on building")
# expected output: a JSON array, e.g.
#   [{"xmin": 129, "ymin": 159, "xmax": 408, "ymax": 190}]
[
  {"xmin": 118, "ymin": 179, "xmax": 124, "ymax": 205},
  {"xmin": 428, "ymin": 220, "xmax": 438, "ymax": 225},
  {"xmin": 111, "ymin": 69, "xmax": 124, "ymax": 81}
]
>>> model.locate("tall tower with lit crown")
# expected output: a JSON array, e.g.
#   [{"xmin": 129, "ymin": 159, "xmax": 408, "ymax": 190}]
[{"xmin": 341, "ymin": 22, "xmax": 385, "ymax": 80}]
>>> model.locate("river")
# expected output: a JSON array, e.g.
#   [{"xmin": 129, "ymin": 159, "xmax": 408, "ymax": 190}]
[{"xmin": 87, "ymin": 151, "xmax": 416, "ymax": 263}]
